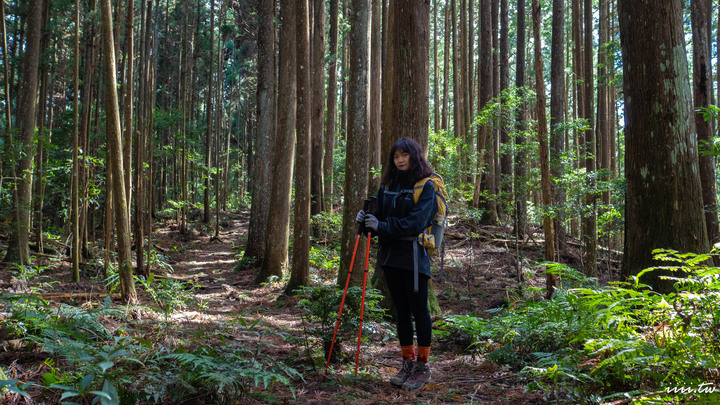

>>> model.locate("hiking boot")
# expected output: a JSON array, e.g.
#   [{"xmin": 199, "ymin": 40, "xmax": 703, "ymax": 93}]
[
  {"xmin": 402, "ymin": 362, "xmax": 431, "ymax": 391},
  {"xmin": 389, "ymin": 358, "xmax": 415, "ymax": 387}
]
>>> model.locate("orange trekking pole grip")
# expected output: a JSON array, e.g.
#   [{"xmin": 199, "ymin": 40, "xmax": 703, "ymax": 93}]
[{"xmin": 324, "ymin": 197, "xmax": 375, "ymax": 375}]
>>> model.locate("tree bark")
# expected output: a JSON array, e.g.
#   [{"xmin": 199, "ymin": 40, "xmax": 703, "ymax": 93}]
[
  {"xmin": 323, "ymin": 0, "xmax": 339, "ymax": 210},
  {"xmin": 472, "ymin": 0, "xmax": 492, "ymax": 210},
  {"xmin": 204, "ymin": 0, "xmax": 214, "ymax": 224},
  {"xmin": 310, "ymin": 0, "xmax": 326, "ymax": 216},
  {"xmin": 513, "ymin": 0, "xmax": 527, "ymax": 238},
  {"xmin": 550, "ymin": 0, "xmax": 566, "ymax": 254},
  {"xmin": 583, "ymin": 0, "xmax": 597, "ymax": 276},
  {"xmin": 258, "ymin": 0, "xmax": 297, "ymax": 283},
  {"xmin": 618, "ymin": 0, "xmax": 710, "ymax": 293},
  {"xmin": 532, "ymin": 0, "xmax": 556, "ymax": 298},
  {"xmin": 4, "ymin": 0, "xmax": 42, "ymax": 265},
  {"xmin": 339, "ymin": 0, "xmax": 370, "ymax": 287},
  {"xmin": 288, "ymin": 0, "xmax": 312, "ymax": 293},
  {"xmin": 691, "ymin": 0, "xmax": 719, "ymax": 249},
  {"xmin": 245, "ymin": 0, "xmax": 276, "ymax": 262},
  {"xmin": 100, "ymin": 0, "xmax": 137, "ymax": 304},
  {"xmin": 369, "ymin": 0, "xmax": 381, "ymax": 192},
  {"xmin": 72, "ymin": 0, "xmax": 81, "ymax": 281}
]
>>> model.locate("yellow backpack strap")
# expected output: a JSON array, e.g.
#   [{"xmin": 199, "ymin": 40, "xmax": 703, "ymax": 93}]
[{"xmin": 412, "ymin": 177, "xmax": 431, "ymax": 204}]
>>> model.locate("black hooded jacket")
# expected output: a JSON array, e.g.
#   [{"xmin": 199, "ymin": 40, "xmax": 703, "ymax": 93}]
[{"xmin": 372, "ymin": 171, "xmax": 437, "ymax": 277}]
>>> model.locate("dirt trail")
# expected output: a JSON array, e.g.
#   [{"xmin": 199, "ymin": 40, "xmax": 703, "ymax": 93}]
[{"xmin": 159, "ymin": 212, "xmax": 545, "ymax": 404}]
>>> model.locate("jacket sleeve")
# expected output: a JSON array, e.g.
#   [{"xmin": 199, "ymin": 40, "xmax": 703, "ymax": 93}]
[{"xmin": 376, "ymin": 181, "xmax": 436, "ymax": 239}]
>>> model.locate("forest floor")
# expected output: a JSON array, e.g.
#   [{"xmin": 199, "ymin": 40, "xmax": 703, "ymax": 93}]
[{"xmin": 0, "ymin": 210, "xmax": 622, "ymax": 404}]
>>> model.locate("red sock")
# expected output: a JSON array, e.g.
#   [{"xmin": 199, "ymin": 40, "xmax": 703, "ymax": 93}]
[
  {"xmin": 400, "ymin": 345, "xmax": 415, "ymax": 361},
  {"xmin": 417, "ymin": 346, "xmax": 430, "ymax": 363}
]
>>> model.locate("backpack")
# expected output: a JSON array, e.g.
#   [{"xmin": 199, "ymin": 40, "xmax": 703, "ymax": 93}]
[{"xmin": 412, "ymin": 173, "xmax": 448, "ymax": 256}]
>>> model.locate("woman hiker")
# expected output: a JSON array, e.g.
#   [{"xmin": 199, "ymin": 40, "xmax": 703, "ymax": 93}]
[{"xmin": 355, "ymin": 137, "xmax": 437, "ymax": 391}]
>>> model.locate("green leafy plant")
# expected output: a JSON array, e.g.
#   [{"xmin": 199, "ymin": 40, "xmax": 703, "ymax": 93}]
[
  {"xmin": 294, "ymin": 284, "xmax": 386, "ymax": 367},
  {"xmin": 437, "ymin": 255, "xmax": 720, "ymax": 402}
]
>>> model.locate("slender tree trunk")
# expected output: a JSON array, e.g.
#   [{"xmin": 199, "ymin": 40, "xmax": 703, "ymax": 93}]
[
  {"xmin": 323, "ymin": 0, "xmax": 339, "ymax": 210},
  {"xmin": 124, "ymin": 0, "xmax": 134, "ymax": 230},
  {"xmin": 72, "ymin": 0, "xmax": 81, "ymax": 281},
  {"xmin": 245, "ymin": 0, "xmax": 276, "ymax": 262},
  {"xmin": 100, "ymin": 0, "xmax": 137, "ymax": 304},
  {"xmin": 583, "ymin": 0, "xmax": 597, "ymax": 276},
  {"xmin": 473, "ymin": 0, "xmax": 493, "ymax": 210},
  {"xmin": 499, "ymin": 0, "xmax": 511, "ymax": 208},
  {"xmin": 258, "ymin": 0, "xmax": 297, "ymax": 283},
  {"xmin": 597, "ymin": 0, "xmax": 610, "ymax": 205},
  {"xmin": 4, "ymin": 0, "xmax": 42, "ymax": 265},
  {"xmin": 288, "ymin": 0, "xmax": 312, "ymax": 293},
  {"xmin": 532, "ymin": 0, "xmax": 556, "ymax": 298},
  {"xmin": 204, "ymin": 0, "xmax": 214, "ymax": 223},
  {"xmin": 369, "ymin": 0, "xmax": 381, "ymax": 192},
  {"xmin": 338, "ymin": 0, "xmax": 370, "ymax": 287},
  {"xmin": 550, "ymin": 0, "xmax": 566, "ymax": 254},
  {"xmin": 1, "ymin": 0, "xmax": 10, "ymax": 138},
  {"xmin": 441, "ymin": 2, "xmax": 449, "ymax": 131},
  {"xmin": 432, "ymin": 1, "xmax": 439, "ymax": 132},
  {"xmin": 34, "ymin": 0, "xmax": 51, "ymax": 255},
  {"xmin": 514, "ymin": 0, "xmax": 528, "ymax": 239},
  {"xmin": 311, "ymin": 0, "xmax": 326, "ymax": 216},
  {"xmin": 692, "ymin": 0, "xmax": 719, "ymax": 249}
]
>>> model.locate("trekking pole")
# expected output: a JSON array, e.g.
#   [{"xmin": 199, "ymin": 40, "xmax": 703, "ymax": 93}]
[
  {"xmin": 324, "ymin": 198, "xmax": 374, "ymax": 375},
  {"xmin": 354, "ymin": 197, "xmax": 376, "ymax": 377}
]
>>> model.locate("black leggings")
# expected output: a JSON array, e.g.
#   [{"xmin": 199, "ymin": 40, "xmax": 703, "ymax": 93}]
[{"xmin": 384, "ymin": 267, "xmax": 432, "ymax": 347}]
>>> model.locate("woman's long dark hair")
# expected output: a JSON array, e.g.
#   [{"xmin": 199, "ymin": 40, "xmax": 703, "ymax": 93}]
[{"xmin": 380, "ymin": 137, "xmax": 433, "ymax": 186}]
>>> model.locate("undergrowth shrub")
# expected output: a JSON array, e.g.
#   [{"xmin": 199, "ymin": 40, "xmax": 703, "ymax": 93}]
[
  {"xmin": 0, "ymin": 292, "xmax": 301, "ymax": 404},
  {"xmin": 294, "ymin": 284, "xmax": 387, "ymax": 368},
  {"xmin": 437, "ymin": 252, "xmax": 720, "ymax": 403}
]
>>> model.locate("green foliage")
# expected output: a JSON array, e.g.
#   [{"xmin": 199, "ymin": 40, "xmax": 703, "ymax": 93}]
[
  {"xmin": 294, "ymin": 284, "xmax": 387, "ymax": 366},
  {"xmin": 0, "ymin": 293, "xmax": 301, "ymax": 403},
  {"xmin": 308, "ymin": 245, "xmax": 341, "ymax": 283},
  {"xmin": 311, "ymin": 211, "xmax": 343, "ymax": 247},
  {"xmin": 137, "ymin": 274, "xmax": 201, "ymax": 319},
  {"xmin": 437, "ymin": 255, "xmax": 720, "ymax": 402}
]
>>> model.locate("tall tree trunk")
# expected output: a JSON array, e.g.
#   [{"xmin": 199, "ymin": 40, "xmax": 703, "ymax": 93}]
[
  {"xmin": 597, "ymin": 0, "xmax": 610, "ymax": 205},
  {"xmin": 618, "ymin": 0, "xmax": 709, "ymax": 293},
  {"xmin": 550, "ymin": 0, "xmax": 566, "ymax": 254},
  {"xmin": 499, "ymin": 0, "xmax": 511, "ymax": 208},
  {"xmin": 1, "ymin": 0, "xmax": 10, "ymax": 139},
  {"xmin": 311, "ymin": 0, "xmax": 326, "ymax": 216},
  {"xmin": 258, "ymin": 0, "xmax": 297, "ymax": 283},
  {"xmin": 323, "ymin": 0, "xmax": 339, "ymax": 210},
  {"xmin": 100, "ymin": 0, "xmax": 137, "ymax": 304},
  {"xmin": 432, "ymin": 1, "xmax": 439, "ymax": 132},
  {"xmin": 288, "ymin": 0, "xmax": 312, "ymax": 293},
  {"xmin": 472, "ymin": 0, "xmax": 493, "ymax": 210},
  {"xmin": 34, "ymin": 0, "xmax": 51, "ymax": 255},
  {"xmin": 514, "ymin": 0, "xmax": 527, "ymax": 238},
  {"xmin": 338, "ymin": 0, "xmax": 370, "ymax": 287},
  {"xmin": 204, "ymin": 0, "xmax": 214, "ymax": 223},
  {"xmin": 72, "ymin": 0, "xmax": 81, "ymax": 281},
  {"xmin": 123, "ymin": 0, "xmax": 134, "ymax": 230},
  {"xmin": 532, "ymin": 0, "xmax": 556, "ymax": 298},
  {"xmin": 369, "ymin": 0, "xmax": 381, "ymax": 192},
  {"xmin": 583, "ymin": 0, "xmax": 597, "ymax": 276},
  {"xmin": 692, "ymin": 0, "xmax": 719, "ymax": 249},
  {"xmin": 245, "ymin": 0, "xmax": 276, "ymax": 263},
  {"xmin": 441, "ymin": 2, "xmax": 449, "ymax": 131},
  {"xmin": 4, "ymin": 0, "xmax": 42, "ymax": 265}
]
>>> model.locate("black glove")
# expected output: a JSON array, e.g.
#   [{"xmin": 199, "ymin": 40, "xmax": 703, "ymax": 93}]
[
  {"xmin": 355, "ymin": 210, "xmax": 366, "ymax": 224},
  {"xmin": 364, "ymin": 214, "xmax": 379, "ymax": 232}
]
